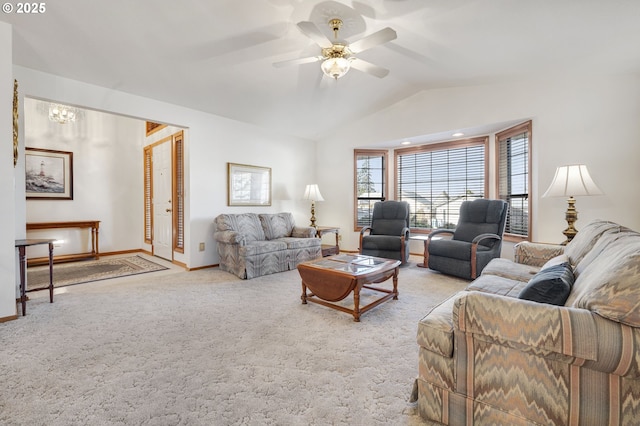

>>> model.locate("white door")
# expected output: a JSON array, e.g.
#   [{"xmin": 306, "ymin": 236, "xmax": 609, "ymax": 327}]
[{"xmin": 152, "ymin": 141, "xmax": 173, "ymax": 261}]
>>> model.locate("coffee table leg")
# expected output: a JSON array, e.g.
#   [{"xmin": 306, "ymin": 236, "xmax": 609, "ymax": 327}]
[
  {"xmin": 393, "ymin": 267, "xmax": 399, "ymax": 300},
  {"xmin": 353, "ymin": 287, "xmax": 361, "ymax": 322},
  {"xmin": 301, "ymin": 281, "xmax": 308, "ymax": 304}
]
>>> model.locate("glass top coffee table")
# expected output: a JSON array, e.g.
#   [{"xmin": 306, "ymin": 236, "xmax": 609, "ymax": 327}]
[{"xmin": 297, "ymin": 254, "xmax": 401, "ymax": 322}]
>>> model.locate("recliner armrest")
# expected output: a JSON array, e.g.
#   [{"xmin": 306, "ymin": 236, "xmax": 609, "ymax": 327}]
[{"xmin": 471, "ymin": 233, "xmax": 501, "ymax": 246}]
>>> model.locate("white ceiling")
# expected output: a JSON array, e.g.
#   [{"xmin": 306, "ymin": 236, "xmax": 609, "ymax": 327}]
[{"xmin": 3, "ymin": 0, "xmax": 640, "ymax": 142}]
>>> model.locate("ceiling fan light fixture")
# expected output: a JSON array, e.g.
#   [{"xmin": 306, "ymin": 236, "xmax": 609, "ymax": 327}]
[{"xmin": 321, "ymin": 57, "xmax": 351, "ymax": 80}]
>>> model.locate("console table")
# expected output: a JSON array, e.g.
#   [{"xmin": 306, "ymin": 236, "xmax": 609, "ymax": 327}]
[
  {"xmin": 26, "ymin": 221, "xmax": 100, "ymax": 266},
  {"xmin": 15, "ymin": 239, "xmax": 55, "ymax": 316}
]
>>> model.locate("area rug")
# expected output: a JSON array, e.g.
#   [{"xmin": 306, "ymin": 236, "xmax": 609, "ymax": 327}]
[
  {"xmin": 3, "ymin": 257, "xmax": 468, "ymax": 425},
  {"xmin": 26, "ymin": 255, "xmax": 168, "ymax": 289}
]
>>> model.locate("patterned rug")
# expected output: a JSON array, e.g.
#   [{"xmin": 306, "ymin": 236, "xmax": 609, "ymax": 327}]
[{"xmin": 26, "ymin": 255, "xmax": 168, "ymax": 290}]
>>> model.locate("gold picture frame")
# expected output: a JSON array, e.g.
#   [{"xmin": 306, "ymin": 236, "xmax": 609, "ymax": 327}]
[
  {"xmin": 227, "ymin": 162, "xmax": 272, "ymax": 206},
  {"xmin": 13, "ymin": 79, "xmax": 18, "ymax": 167}
]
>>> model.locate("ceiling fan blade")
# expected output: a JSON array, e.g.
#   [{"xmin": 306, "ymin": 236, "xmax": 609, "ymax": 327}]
[
  {"xmin": 349, "ymin": 27, "xmax": 397, "ymax": 53},
  {"xmin": 297, "ymin": 21, "xmax": 333, "ymax": 49},
  {"xmin": 350, "ymin": 58, "xmax": 390, "ymax": 78},
  {"xmin": 273, "ymin": 56, "xmax": 322, "ymax": 68}
]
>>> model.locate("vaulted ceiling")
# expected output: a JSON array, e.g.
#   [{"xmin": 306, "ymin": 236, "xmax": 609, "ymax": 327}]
[{"xmin": 3, "ymin": 0, "xmax": 640, "ymax": 141}]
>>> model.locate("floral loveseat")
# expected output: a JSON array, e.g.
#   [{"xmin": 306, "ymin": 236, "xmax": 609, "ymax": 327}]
[
  {"xmin": 214, "ymin": 212, "xmax": 321, "ymax": 279},
  {"xmin": 413, "ymin": 219, "xmax": 640, "ymax": 425}
]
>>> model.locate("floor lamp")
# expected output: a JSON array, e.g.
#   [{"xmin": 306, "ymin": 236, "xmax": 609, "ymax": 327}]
[
  {"xmin": 303, "ymin": 184, "xmax": 324, "ymax": 228},
  {"xmin": 543, "ymin": 164, "xmax": 603, "ymax": 244}
]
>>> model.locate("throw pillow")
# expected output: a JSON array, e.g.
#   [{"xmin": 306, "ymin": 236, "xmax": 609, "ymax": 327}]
[{"xmin": 518, "ymin": 262, "xmax": 575, "ymax": 306}]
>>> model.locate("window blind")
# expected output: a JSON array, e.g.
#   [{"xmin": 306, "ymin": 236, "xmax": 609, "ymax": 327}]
[
  {"xmin": 497, "ymin": 122, "xmax": 530, "ymax": 237},
  {"xmin": 396, "ymin": 141, "xmax": 486, "ymax": 230},
  {"xmin": 355, "ymin": 150, "xmax": 387, "ymax": 228},
  {"xmin": 496, "ymin": 121, "xmax": 531, "ymax": 237}
]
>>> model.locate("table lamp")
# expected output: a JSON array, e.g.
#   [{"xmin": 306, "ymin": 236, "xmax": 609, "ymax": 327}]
[
  {"xmin": 542, "ymin": 164, "xmax": 602, "ymax": 244},
  {"xmin": 303, "ymin": 184, "xmax": 324, "ymax": 228}
]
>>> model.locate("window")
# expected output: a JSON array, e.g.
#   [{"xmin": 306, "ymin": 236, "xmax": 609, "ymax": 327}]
[
  {"xmin": 354, "ymin": 150, "xmax": 388, "ymax": 229},
  {"xmin": 172, "ymin": 131, "xmax": 185, "ymax": 253},
  {"xmin": 143, "ymin": 146, "xmax": 153, "ymax": 244},
  {"xmin": 395, "ymin": 137, "xmax": 488, "ymax": 231},
  {"xmin": 496, "ymin": 121, "xmax": 531, "ymax": 239}
]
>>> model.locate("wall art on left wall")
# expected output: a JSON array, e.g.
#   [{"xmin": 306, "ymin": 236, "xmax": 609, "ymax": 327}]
[{"xmin": 25, "ymin": 147, "xmax": 74, "ymax": 200}]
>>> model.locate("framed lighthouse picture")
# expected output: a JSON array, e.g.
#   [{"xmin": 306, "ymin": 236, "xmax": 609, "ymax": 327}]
[{"xmin": 25, "ymin": 148, "xmax": 74, "ymax": 200}]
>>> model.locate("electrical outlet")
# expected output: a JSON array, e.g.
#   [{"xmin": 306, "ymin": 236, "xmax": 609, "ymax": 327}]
[
  {"xmin": 338, "ymin": 235, "xmax": 342, "ymax": 242},
  {"xmin": 199, "ymin": 242, "xmax": 205, "ymax": 251}
]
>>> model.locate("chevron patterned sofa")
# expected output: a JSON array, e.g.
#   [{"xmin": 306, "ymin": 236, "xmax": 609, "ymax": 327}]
[
  {"xmin": 413, "ymin": 219, "xmax": 640, "ymax": 425},
  {"xmin": 214, "ymin": 212, "xmax": 321, "ymax": 279}
]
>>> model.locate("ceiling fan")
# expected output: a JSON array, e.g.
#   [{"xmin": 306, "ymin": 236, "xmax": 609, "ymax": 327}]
[{"xmin": 274, "ymin": 18, "xmax": 397, "ymax": 80}]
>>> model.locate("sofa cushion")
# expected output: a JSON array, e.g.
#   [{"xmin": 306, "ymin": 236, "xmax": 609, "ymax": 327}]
[
  {"xmin": 428, "ymin": 239, "xmax": 491, "ymax": 261},
  {"xmin": 260, "ymin": 213, "xmax": 294, "ymax": 240},
  {"xmin": 278, "ymin": 237, "xmax": 321, "ymax": 250},
  {"xmin": 567, "ymin": 232, "xmax": 640, "ymax": 306},
  {"xmin": 481, "ymin": 258, "xmax": 539, "ymax": 282},
  {"xmin": 569, "ymin": 238, "xmax": 640, "ymax": 327},
  {"xmin": 216, "ymin": 213, "xmax": 265, "ymax": 242},
  {"xmin": 564, "ymin": 220, "xmax": 622, "ymax": 266},
  {"xmin": 466, "ymin": 274, "xmax": 528, "ymax": 298},
  {"xmin": 239, "ymin": 240, "xmax": 287, "ymax": 256},
  {"xmin": 518, "ymin": 262, "xmax": 574, "ymax": 306}
]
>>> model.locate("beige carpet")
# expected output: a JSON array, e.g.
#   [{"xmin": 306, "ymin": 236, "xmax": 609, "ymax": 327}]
[
  {"xmin": 26, "ymin": 255, "xmax": 168, "ymax": 290},
  {"xmin": 1, "ymin": 257, "xmax": 468, "ymax": 425}
]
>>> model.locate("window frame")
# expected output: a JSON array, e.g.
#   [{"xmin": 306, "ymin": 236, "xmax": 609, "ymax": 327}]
[
  {"xmin": 495, "ymin": 121, "xmax": 532, "ymax": 242},
  {"xmin": 394, "ymin": 137, "xmax": 489, "ymax": 234},
  {"xmin": 353, "ymin": 149, "xmax": 389, "ymax": 231}
]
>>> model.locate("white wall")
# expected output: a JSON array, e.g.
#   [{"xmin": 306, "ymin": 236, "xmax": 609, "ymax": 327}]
[
  {"xmin": 24, "ymin": 98, "xmax": 144, "ymax": 258},
  {"xmin": 0, "ymin": 22, "xmax": 16, "ymax": 319},
  {"xmin": 12, "ymin": 66, "xmax": 318, "ymax": 271},
  {"xmin": 317, "ymin": 74, "xmax": 640, "ymax": 254}
]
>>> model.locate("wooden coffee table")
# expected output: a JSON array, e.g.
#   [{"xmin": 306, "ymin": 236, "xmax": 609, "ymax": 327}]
[{"xmin": 297, "ymin": 254, "xmax": 401, "ymax": 322}]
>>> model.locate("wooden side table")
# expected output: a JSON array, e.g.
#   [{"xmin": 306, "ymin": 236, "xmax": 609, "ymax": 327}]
[
  {"xmin": 409, "ymin": 234, "xmax": 430, "ymax": 268},
  {"xmin": 15, "ymin": 238, "xmax": 55, "ymax": 316},
  {"xmin": 316, "ymin": 226, "xmax": 340, "ymax": 257},
  {"xmin": 410, "ymin": 234, "xmax": 444, "ymax": 268}
]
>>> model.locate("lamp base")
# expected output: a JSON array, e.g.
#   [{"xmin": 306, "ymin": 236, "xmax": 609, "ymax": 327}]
[
  {"xmin": 309, "ymin": 201, "xmax": 317, "ymax": 229},
  {"xmin": 561, "ymin": 196, "xmax": 578, "ymax": 245}
]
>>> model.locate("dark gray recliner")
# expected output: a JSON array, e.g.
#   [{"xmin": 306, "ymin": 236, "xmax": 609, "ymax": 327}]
[
  {"xmin": 359, "ymin": 201, "xmax": 410, "ymax": 264},
  {"xmin": 425, "ymin": 199, "xmax": 508, "ymax": 279}
]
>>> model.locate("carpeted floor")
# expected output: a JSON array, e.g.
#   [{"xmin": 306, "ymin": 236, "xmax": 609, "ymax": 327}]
[
  {"xmin": 26, "ymin": 255, "xmax": 168, "ymax": 289},
  {"xmin": 1, "ymin": 256, "xmax": 468, "ymax": 425}
]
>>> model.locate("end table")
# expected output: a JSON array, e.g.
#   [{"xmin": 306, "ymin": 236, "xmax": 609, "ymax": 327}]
[
  {"xmin": 316, "ymin": 226, "xmax": 340, "ymax": 257},
  {"xmin": 15, "ymin": 238, "xmax": 55, "ymax": 316}
]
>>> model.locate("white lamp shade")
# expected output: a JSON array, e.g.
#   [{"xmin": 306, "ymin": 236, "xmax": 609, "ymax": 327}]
[
  {"xmin": 543, "ymin": 164, "xmax": 603, "ymax": 198},
  {"xmin": 303, "ymin": 184, "xmax": 324, "ymax": 201}
]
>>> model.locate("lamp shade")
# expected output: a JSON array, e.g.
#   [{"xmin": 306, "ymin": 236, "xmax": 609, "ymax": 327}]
[
  {"xmin": 303, "ymin": 184, "xmax": 324, "ymax": 201},
  {"xmin": 543, "ymin": 164, "xmax": 603, "ymax": 198}
]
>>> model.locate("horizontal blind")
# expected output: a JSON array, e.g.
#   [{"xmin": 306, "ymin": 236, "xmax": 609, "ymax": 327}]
[
  {"xmin": 173, "ymin": 133, "xmax": 185, "ymax": 252},
  {"xmin": 498, "ymin": 130, "xmax": 529, "ymax": 236},
  {"xmin": 397, "ymin": 143, "xmax": 485, "ymax": 229}
]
